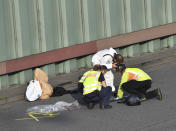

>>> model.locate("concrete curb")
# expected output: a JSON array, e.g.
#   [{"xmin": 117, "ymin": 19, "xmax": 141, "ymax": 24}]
[{"xmin": 0, "ymin": 46, "xmax": 175, "ymax": 105}]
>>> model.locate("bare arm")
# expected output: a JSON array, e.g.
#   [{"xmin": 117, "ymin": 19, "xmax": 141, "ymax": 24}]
[{"xmin": 102, "ymin": 80, "xmax": 107, "ymax": 88}]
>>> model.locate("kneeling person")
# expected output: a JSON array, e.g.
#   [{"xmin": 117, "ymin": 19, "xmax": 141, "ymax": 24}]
[
  {"xmin": 116, "ymin": 64, "xmax": 162, "ymax": 105},
  {"xmin": 79, "ymin": 65, "xmax": 112, "ymax": 109}
]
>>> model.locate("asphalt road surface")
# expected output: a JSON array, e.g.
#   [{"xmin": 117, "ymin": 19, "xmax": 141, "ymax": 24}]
[{"xmin": 0, "ymin": 58, "xmax": 176, "ymax": 131}]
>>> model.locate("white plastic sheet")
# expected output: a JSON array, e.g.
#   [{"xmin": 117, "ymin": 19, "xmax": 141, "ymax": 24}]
[{"xmin": 27, "ymin": 100, "xmax": 80, "ymax": 113}]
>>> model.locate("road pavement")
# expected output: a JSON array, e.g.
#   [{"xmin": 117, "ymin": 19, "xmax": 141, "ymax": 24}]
[{"xmin": 0, "ymin": 51, "xmax": 176, "ymax": 131}]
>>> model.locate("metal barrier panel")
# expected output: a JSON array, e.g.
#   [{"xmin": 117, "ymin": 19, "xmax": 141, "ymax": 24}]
[
  {"xmin": 0, "ymin": 0, "xmax": 12, "ymax": 88},
  {"xmin": 108, "ymin": 0, "xmax": 125, "ymax": 36},
  {"xmin": 124, "ymin": 0, "xmax": 145, "ymax": 57},
  {"xmin": 0, "ymin": 0, "xmax": 176, "ymax": 89}
]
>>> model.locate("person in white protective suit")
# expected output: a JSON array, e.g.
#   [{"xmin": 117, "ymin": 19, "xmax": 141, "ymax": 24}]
[{"xmin": 92, "ymin": 47, "xmax": 124, "ymax": 94}]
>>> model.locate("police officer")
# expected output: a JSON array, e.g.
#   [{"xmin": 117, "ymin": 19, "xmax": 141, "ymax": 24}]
[
  {"xmin": 116, "ymin": 64, "xmax": 162, "ymax": 102},
  {"xmin": 79, "ymin": 65, "xmax": 112, "ymax": 109}
]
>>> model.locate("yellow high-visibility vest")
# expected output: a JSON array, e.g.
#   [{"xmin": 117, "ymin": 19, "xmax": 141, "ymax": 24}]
[
  {"xmin": 117, "ymin": 68, "xmax": 152, "ymax": 98},
  {"xmin": 79, "ymin": 70, "xmax": 102, "ymax": 95}
]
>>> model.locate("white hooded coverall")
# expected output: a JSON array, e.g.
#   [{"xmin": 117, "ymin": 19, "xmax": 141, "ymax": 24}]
[{"xmin": 92, "ymin": 48, "xmax": 117, "ymax": 92}]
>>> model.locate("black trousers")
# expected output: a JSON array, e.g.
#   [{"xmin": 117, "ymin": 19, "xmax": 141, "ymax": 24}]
[
  {"xmin": 83, "ymin": 86, "xmax": 112, "ymax": 106},
  {"xmin": 122, "ymin": 80, "xmax": 158, "ymax": 99}
]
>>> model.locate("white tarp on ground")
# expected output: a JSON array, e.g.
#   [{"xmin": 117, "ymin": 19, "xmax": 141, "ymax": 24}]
[{"xmin": 26, "ymin": 100, "xmax": 80, "ymax": 113}]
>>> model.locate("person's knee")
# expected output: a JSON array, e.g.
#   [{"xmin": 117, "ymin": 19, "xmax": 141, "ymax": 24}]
[
  {"xmin": 104, "ymin": 86, "xmax": 112, "ymax": 95},
  {"xmin": 144, "ymin": 80, "xmax": 152, "ymax": 90},
  {"xmin": 105, "ymin": 86, "xmax": 112, "ymax": 93},
  {"xmin": 100, "ymin": 86, "xmax": 111, "ymax": 97}
]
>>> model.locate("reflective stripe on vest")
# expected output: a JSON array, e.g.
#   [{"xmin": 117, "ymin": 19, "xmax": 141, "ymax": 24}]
[
  {"xmin": 83, "ymin": 71, "xmax": 101, "ymax": 95},
  {"xmin": 79, "ymin": 71, "xmax": 90, "ymax": 83}
]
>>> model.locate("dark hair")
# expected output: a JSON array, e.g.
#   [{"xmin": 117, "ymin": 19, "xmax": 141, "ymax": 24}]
[
  {"xmin": 93, "ymin": 65, "xmax": 101, "ymax": 71},
  {"xmin": 100, "ymin": 65, "xmax": 107, "ymax": 71},
  {"xmin": 113, "ymin": 54, "xmax": 124, "ymax": 64}
]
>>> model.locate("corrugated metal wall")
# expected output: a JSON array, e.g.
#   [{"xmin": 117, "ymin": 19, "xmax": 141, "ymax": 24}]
[{"xmin": 0, "ymin": 0, "xmax": 176, "ymax": 89}]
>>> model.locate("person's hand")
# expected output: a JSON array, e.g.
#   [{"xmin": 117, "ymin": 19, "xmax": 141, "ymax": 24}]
[{"xmin": 112, "ymin": 63, "xmax": 117, "ymax": 68}]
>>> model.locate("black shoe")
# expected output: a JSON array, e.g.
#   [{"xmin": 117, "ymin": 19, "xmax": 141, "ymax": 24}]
[
  {"xmin": 156, "ymin": 88, "xmax": 162, "ymax": 100},
  {"xmin": 87, "ymin": 103, "xmax": 95, "ymax": 109},
  {"xmin": 100, "ymin": 104, "xmax": 112, "ymax": 109}
]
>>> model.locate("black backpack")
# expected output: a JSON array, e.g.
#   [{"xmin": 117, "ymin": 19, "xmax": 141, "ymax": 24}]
[{"xmin": 51, "ymin": 86, "xmax": 70, "ymax": 97}]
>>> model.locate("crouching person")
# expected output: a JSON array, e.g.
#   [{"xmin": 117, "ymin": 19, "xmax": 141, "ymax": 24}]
[
  {"xmin": 79, "ymin": 65, "xmax": 112, "ymax": 109},
  {"xmin": 116, "ymin": 64, "xmax": 162, "ymax": 105}
]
